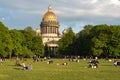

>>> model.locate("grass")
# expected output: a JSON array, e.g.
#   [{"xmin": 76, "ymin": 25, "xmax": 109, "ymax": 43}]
[{"xmin": 0, "ymin": 58, "xmax": 120, "ymax": 80}]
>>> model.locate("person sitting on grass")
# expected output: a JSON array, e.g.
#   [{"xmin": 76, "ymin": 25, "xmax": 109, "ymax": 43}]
[
  {"xmin": 47, "ymin": 60, "xmax": 53, "ymax": 64},
  {"xmin": 61, "ymin": 61, "xmax": 67, "ymax": 66},
  {"xmin": 15, "ymin": 57, "xmax": 22, "ymax": 66},
  {"xmin": 0, "ymin": 58, "xmax": 3, "ymax": 65},
  {"xmin": 114, "ymin": 60, "xmax": 120, "ymax": 67},
  {"xmin": 88, "ymin": 59, "xmax": 99, "ymax": 68}
]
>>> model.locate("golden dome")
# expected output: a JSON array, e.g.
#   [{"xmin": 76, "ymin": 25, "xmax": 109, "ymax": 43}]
[{"xmin": 43, "ymin": 5, "xmax": 57, "ymax": 20}]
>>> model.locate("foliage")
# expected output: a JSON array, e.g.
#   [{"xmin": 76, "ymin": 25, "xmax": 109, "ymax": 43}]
[
  {"xmin": 10, "ymin": 29, "xmax": 25, "ymax": 56},
  {"xmin": 31, "ymin": 36, "xmax": 44, "ymax": 56},
  {"xmin": 1, "ymin": 21, "xmax": 120, "ymax": 58},
  {"xmin": 76, "ymin": 24, "xmax": 120, "ymax": 58},
  {"xmin": 0, "ymin": 22, "xmax": 13, "ymax": 58},
  {"xmin": 74, "ymin": 25, "xmax": 93, "ymax": 56},
  {"xmin": 57, "ymin": 27, "xmax": 75, "ymax": 56},
  {"xmin": 58, "ymin": 24, "xmax": 120, "ymax": 58},
  {"xmin": 0, "ymin": 22, "xmax": 44, "ymax": 58}
]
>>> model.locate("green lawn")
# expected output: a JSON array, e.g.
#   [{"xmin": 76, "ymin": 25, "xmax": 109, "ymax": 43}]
[{"xmin": 0, "ymin": 59, "xmax": 120, "ymax": 80}]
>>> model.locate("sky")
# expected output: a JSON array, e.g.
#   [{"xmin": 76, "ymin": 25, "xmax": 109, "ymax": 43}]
[{"xmin": 0, "ymin": 0, "xmax": 120, "ymax": 33}]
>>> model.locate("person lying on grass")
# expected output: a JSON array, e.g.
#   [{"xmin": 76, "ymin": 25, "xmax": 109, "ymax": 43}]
[{"xmin": 21, "ymin": 62, "xmax": 32, "ymax": 70}]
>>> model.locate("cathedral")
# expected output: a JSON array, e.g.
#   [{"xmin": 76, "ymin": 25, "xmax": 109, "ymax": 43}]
[{"xmin": 36, "ymin": 5, "xmax": 66, "ymax": 56}]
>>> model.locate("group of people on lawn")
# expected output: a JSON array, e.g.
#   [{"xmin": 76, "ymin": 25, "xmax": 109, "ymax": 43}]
[
  {"xmin": 42, "ymin": 56, "xmax": 67, "ymax": 65},
  {"xmin": 2, "ymin": 55, "xmax": 120, "ymax": 71}
]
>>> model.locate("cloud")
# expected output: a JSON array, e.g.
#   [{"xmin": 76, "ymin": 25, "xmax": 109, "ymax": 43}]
[{"xmin": 0, "ymin": 0, "xmax": 120, "ymax": 33}]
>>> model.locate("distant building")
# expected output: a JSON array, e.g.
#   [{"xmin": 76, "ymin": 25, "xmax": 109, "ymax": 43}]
[{"xmin": 36, "ymin": 5, "xmax": 66, "ymax": 56}]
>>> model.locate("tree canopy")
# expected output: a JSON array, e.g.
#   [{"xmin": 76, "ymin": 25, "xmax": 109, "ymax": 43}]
[
  {"xmin": 0, "ymin": 21, "xmax": 120, "ymax": 58},
  {"xmin": 75, "ymin": 24, "xmax": 120, "ymax": 58},
  {"xmin": 57, "ymin": 24, "xmax": 120, "ymax": 58},
  {"xmin": 0, "ymin": 22, "xmax": 44, "ymax": 58},
  {"xmin": 57, "ymin": 27, "xmax": 76, "ymax": 56}
]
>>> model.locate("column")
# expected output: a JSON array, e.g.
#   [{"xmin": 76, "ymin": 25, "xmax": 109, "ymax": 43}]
[
  {"xmin": 54, "ymin": 27, "xmax": 56, "ymax": 33},
  {"xmin": 43, "ymin": 27, "xmax": 44, "ymax": 33},
  {"xmin": 46, "ymin": 27, "xmax": 48, "ymax": 33},
  {"xmin": 45, "ymin": 27, "xmax": 46, "ymax": 33},
  {"xmin": 55, "ymin": 27, "xmax": 57, "ymax": 33},
  {"xmin": 53, "ymin": 27, "xmax": 54, "ymax": 33},
  {"xmin": 48, "ymin": 27, "xmax": 49, "ymax": 33},
  {"xmin": 56, "ymin": 27, "xmax": 58, "ymax": 34}
]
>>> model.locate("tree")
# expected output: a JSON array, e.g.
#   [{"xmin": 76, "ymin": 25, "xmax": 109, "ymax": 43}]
[
  {"xmin": 22, "ymin": 26, "xmax": 44, "ymax": 57},
  {"xmin": 0, "ymin": 22, "xmax": 13, "ymax": 58},
  {"xmin": 89, "ymin": 24, "xmax": 110, "ymax": 57},
  {"xmin": 9, "ymin": 29, "xmax": 25, "ymax": 57},
  {"xmin": 57, "ymin": 27, "xmax": 75, "ymax": 56},
  {"xmin": 89, "ymin": 24, "xmax": 120, "ymax": 58},
  {"xmin": 31, "ymin": 36, "xmax": 44, "ymax": 56},
  {"xmin": 91, "ymin": 38, "xmax": 104, "ymax": 56},
  {"xmin": 22, "ymin": 27, "xmax": 36, "ymax": 49},
  {"xmin": 107, "ymin": 26, "xmax": 120, "ymax": 58},
  {"xmin": 74, "ymin": 25, "xmax": 93, "ymax": 56}
]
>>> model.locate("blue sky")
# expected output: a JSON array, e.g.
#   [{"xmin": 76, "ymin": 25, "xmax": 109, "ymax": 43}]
[{"xmin": 0, "ymin": 0, "xmax": 120, "ymax": 33}]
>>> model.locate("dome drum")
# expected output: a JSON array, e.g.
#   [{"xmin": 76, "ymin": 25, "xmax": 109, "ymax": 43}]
[
  {"xmin": 41, "ymin": 33, "xmax": 58, "ymax": 37},
  {"xmin": 40, "ymin": 21, "xmax": 59, "ymax": 27}
]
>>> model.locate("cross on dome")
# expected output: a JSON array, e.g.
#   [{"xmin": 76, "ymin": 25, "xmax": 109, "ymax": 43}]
[{"xmin": 48, "ymin": 5, "xmax": 52, "ymax": 12}]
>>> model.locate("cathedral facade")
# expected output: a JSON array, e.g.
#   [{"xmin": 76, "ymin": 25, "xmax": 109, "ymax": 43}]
[{"xmin": 36, "ymin": 5, "xmax": 62, "ymax": 56}]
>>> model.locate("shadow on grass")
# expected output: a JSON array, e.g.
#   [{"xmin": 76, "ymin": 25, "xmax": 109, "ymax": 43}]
[
  {"xmin": 7, "ymin": 64, "xmax": 16, "ymax": 66},
  {"xmin": 101, "ymin": 64, "xmax": 113, "ymax": 66},
  {"xmin": 14, "ymin": 67, "xmax": 23, "ymax": 70}
]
